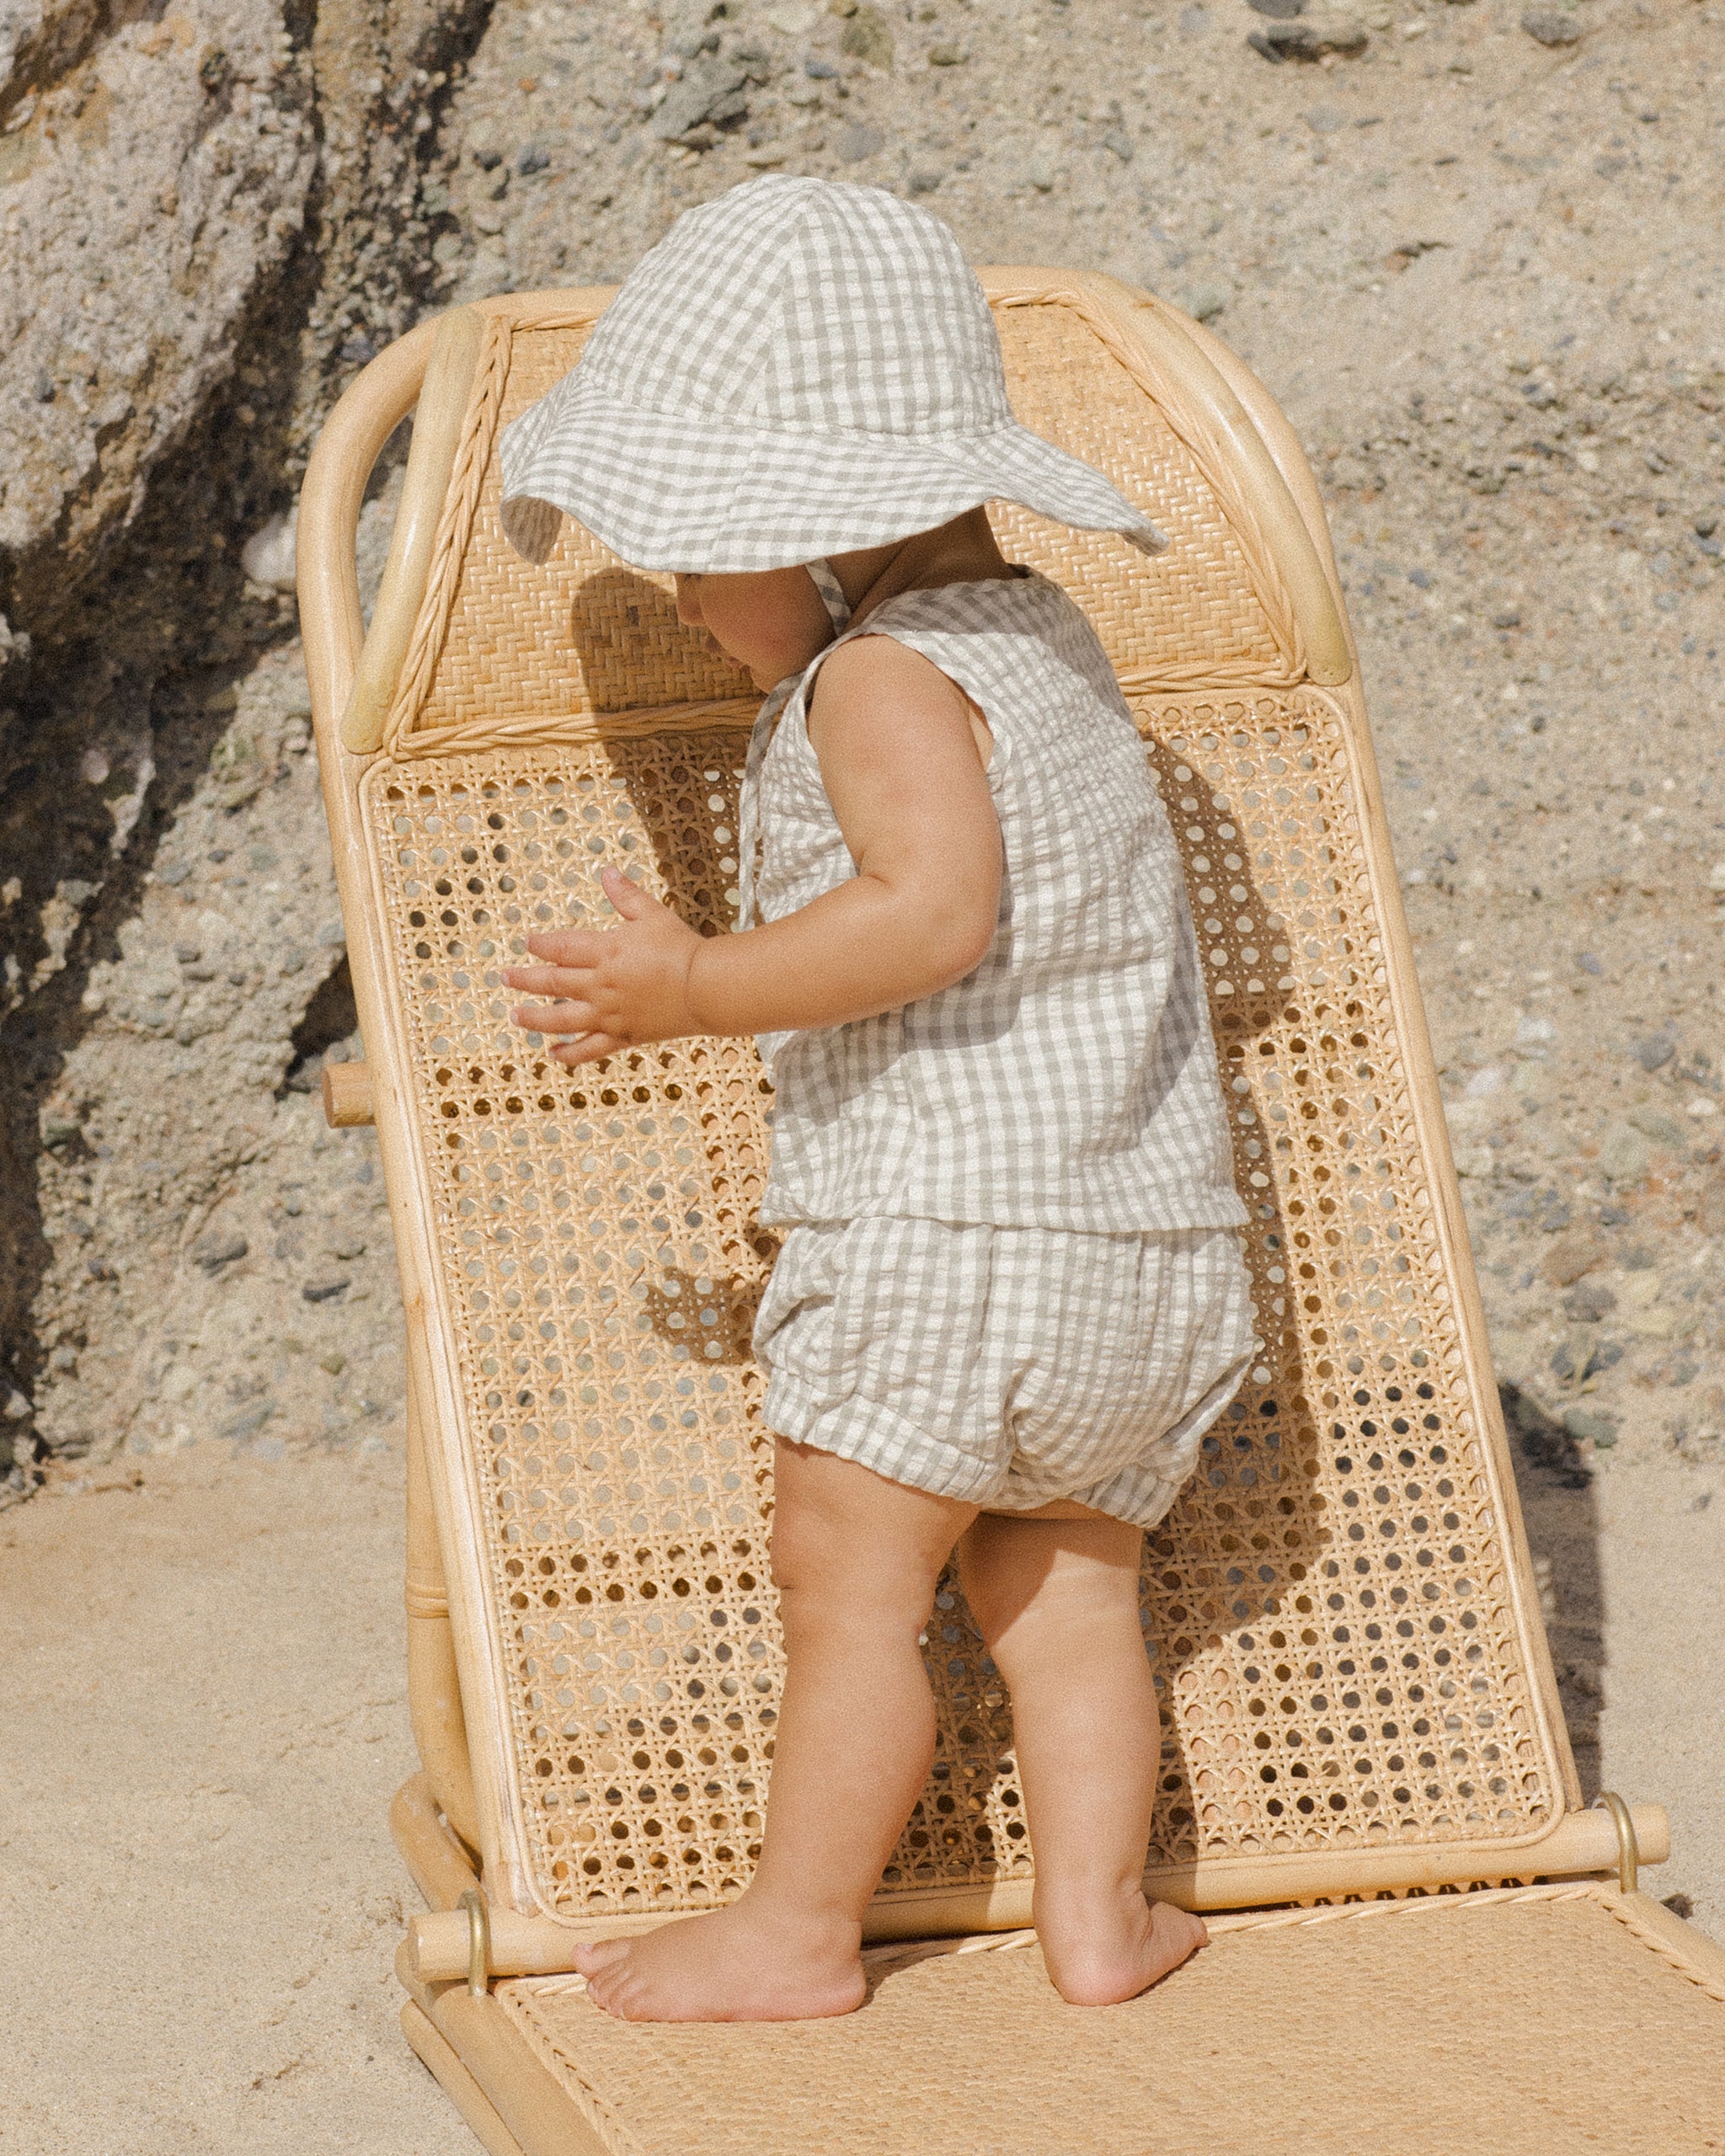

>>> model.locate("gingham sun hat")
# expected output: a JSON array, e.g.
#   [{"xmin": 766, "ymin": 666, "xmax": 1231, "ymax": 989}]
[{"xmin": 499, "ymin": 175, "xmax": 1168, "ymax": 573}]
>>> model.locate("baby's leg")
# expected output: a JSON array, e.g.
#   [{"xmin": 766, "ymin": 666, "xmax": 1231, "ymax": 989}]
[
  {"xmin": 959, "ymin": 1510, "xmax": 1206, "ymax": 2005},
  {"xmin": 574, "ymin": 1441, "xmax": 975, "ymax": 2022}
]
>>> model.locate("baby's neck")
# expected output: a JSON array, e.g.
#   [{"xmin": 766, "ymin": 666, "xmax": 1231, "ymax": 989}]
[{"xmin": 829, "ymin": 508, "xmax": 1017, "ymax": 629}]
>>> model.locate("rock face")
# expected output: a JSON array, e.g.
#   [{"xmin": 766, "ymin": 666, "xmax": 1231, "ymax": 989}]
[
  {"xmin": 0, "ymin": 0, "xmax": 315, "ymax": 626},
  {"xmin": 295, "ymin": 0, "xmax": 494, "ymax": 446},
  {"xmin": 29, "ymin": 613, "xmax": 407, "ymax": 1464},
  {"xmin": 0, "ymin": 0, "xmax": 488, "ymax": 1490},
  {"xmin": 3, "ymin": 0, "xmax": 1724, "ymax": 1506},
  {"xmin": 0, "ymin": 0, "xmax": 487, "ymax": 623}
]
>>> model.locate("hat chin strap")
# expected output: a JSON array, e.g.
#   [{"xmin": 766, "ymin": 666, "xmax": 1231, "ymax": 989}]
[{"xmin": 804, "ymin": 558, "xmax": 852, "ymax": 633}]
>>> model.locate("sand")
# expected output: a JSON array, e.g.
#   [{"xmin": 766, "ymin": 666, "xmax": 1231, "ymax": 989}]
[
  {"xmin": 2, "ymin": 1436, "xmax": 1719, "ymax": 2153},
  {"xmin": 0, "ymin": 1453, "xmax": 470, "ymax": 2154}
]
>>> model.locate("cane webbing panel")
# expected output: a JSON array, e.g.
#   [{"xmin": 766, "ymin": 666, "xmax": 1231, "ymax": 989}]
[
  {"xmin": 989, "ymin": 301, "xmax": 1289, "ymax": 686},
  {"xmin": 393, "ymin": 292, "xmax": 1291, "ymax": 753},
  {"xmin": 494, "ymin": 1888, "xmax": 1725, "ymax": 2156},
  {"xmin": 403, "ymin": 314, "xmax": 756, "ymax": 742},
  {"xmin": 1130, "ymin": 687, "xmax": 1558, "ymax": 1860},
  {"xmin": 365, "ymin": 670, "xmax": 1564, "ymax": 1923}
]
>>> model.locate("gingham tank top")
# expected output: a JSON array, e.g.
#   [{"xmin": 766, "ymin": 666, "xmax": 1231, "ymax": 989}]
[{"xmin": 738, "ymin": 569, "xmax": 1247, "ymax": 1234}]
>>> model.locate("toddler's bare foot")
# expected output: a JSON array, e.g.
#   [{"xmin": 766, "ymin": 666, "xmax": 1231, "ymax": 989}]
[
  {"xmin": 572, "ymin": 1899, "xmax": 867, "ymax": 2024},
  {"xmin": 1036, "ymin": 1887, "xmax": 1207, "ymax": 2007}
]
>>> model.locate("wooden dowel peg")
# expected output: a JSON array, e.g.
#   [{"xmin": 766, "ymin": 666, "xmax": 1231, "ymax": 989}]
[{"xmin": 322, "ymin": 1059, "xmax": 375, "ymax": 1128}]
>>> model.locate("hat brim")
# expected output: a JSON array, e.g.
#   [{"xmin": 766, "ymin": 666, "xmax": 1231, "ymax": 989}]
[{"xmin": 498, "ymin": 377, "xmax": 1169, "ymax": 573}]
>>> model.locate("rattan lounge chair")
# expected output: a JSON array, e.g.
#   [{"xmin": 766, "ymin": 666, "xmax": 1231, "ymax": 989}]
[{"xmin": 296, "ymin": 274, "xmax": 1725, "ymax": 2155}]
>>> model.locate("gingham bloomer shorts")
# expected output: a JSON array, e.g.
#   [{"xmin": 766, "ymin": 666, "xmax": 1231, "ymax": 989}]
[{"xmin": 753, "ymin": 1218, "xmax": 1256, "ymax": 1529}]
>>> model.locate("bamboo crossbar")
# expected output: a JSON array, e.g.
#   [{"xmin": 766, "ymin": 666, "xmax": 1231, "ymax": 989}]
[{"xmin": 403, "ymin": 1801, "xmax": 1669, "ymax": 1984}]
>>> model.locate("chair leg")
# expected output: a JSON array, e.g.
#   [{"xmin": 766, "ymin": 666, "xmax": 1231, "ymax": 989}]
[
  {"xmin": 401, "ymin": 1999, "xmax": 530, "ymax": 2156},
  {"xmin": 406, "ymin": 1353, "xmax": 483, "ymax": 1854},
  {"xmin": 392, "ymin": 1773, "xmax": 483, "ymax": 1911}
]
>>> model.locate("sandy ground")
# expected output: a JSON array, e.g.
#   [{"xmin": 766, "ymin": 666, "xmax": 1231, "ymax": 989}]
[
  {"xmin": 1, "ymin": 1435, "xmax": 1720, "ymax": 2155},
  {"xmin": 0, "ymin": 1453, "xmax": 470, "ymax": 2156},
  {"xmin": 1589, "ymin": 1459, "xmax": 1725, "ymax": 1932}
]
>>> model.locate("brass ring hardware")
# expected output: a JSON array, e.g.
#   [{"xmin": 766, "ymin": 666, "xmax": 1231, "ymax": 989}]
[
  {"xmin": 458, "ymin": 1887, "xmax": 491, "ymax": 1997},
  {"xmin": 1593, "ymin": 1790, "xmax": 1640, "ymax": 1896}
]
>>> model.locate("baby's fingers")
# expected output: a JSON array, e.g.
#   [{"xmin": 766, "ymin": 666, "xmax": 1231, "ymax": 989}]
[
  {"xmin": 525, "ymin": 927, "xmax": 609, "ymax": 968},
  {"xmin": 514, "ymin": 998, "xmax": 601, "ymax": 1037},
  {"xmin": 550, "ymin": 1032, "xmax": 623, "ymax": 1067},
  {"xmin": 505, "ymin": 962, "xmax": 595, "ymax": 999}
]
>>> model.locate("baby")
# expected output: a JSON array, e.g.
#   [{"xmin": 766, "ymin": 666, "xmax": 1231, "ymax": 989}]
[{"xmin": 499, "ymin": 177, "xmax": 1251, "ymax": 2025}]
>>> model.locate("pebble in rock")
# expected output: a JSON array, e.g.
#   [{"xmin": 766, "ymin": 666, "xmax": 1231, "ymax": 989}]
[
  {"xmin": 839, "ymin": 4, "xmax": 894, "ymax": 69},
  {"xmin": 1564, "ymin": 1406, "xmax": 1619, "ymax": 1449},
  {"xmin": 1183, "ymin": 282, "xmax": 1231, "ymax": 323},
  {"xmin": 1599, "ymin": 1123, "xmax": 1653, "ymax": 1182},
  {"xmin": 836, "ymin": 122, "xmax": 885, "ymax": 164},
  {"xmin": 192, "ymin": 1230, "xmax": 248, "ymax": 1273},
  {"xmin": 1634, "ymin": 1031, "xmax": 1677, "ymax": 1072},
  {"xmin": 219, "ymin": 1401, "xmax": 275, "ymax": 1444},
  {"xmin": 241, "ymin": 515, "xmax": 296, "ymax": 591},
  {"xmin": 1522, "ymin": 10, "xmax": 1584, "ymax": 47},
  {"xmin": 651, "ymin": 57, "xmax": 750, "ymax": 144},
  {"xmin": 1563, "ymin": 1278, "xmax": 1617, "ymax": 1324},
  {"xmin": 1551, "ymin": 1331, "xmax": 1615, "ymax": 1385},
  {"xmin": 1248, "ymin": 13, "xmax": 1369, "ymax": 61},
  {"xmin": 1545, "ymin": 1229, "xmax": 1605, "ymax": 1286},
  {"xmin": 1627, "ymin": 1103, "xmax": 1690, "ymax": 1152}
]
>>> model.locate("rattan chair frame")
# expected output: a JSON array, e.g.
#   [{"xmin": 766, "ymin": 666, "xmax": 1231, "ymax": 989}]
[
  {"xmin": 294, "ymin": 272, "xmax": 1722, "ymax": 2153},
  {"xmin": 300, "ymin": 275, "xmax": 1617, "ymax": 1930}
]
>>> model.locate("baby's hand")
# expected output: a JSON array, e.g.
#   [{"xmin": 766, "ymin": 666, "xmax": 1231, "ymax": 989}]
[{"xmin": 504, "ymin": 867, "xmax": 703, "ymax": 1065}]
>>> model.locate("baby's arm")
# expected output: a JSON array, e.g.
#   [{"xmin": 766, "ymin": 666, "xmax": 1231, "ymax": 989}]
[{"xmin": 505, "ymin": 637, "xmax": 1001, "ymax": 1065}]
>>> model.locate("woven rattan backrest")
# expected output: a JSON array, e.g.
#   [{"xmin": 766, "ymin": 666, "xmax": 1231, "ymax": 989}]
[{"xmin": 360, "ymin": 280, "xmax": 1574, "ymax": 1927}]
